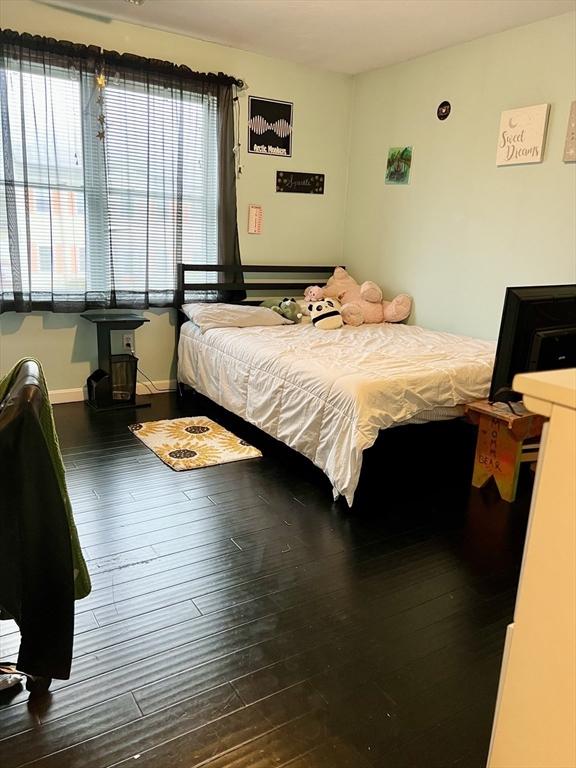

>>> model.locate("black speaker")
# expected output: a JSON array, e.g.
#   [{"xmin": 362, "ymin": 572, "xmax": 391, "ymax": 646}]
[{"xmin": 86, "ymin": 368, "xmax": 111, "ymax": 408}]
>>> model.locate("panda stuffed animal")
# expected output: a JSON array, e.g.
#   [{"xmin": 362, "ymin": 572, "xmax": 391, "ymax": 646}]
[{"xmin": 308, "ymin": 299, "xmax": 343, "ymax": 330}]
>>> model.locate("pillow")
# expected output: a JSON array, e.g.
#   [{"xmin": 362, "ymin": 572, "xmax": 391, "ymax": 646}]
[{"xmin": 181, "ymin": 302, "xmax": 293, "ymax": 333}]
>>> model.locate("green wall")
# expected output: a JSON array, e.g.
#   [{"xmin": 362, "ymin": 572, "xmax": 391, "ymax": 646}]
[
  {"xmin": 0, "ymin": 0, "xmax": 352, "ymax": 391},
  {"xmin": 344, "ymin": 12, "xmax": 576, "ymax": 339},
  {"xmin": 1, "ymin": 4, "xmax": 575, "ymax": 392}
]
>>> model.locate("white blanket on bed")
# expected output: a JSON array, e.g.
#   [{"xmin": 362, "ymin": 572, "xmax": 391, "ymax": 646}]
[{"xmin": 178, "ymin": 321, "xmax": 495, "ymax": 505}]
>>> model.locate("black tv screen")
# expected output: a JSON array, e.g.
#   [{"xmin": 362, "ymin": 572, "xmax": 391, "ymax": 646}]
[{"xmin": 489, "ymin": 284, "xmax": 576, "ymax": 402}]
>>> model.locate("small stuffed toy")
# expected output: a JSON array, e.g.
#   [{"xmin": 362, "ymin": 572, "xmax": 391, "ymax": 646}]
[
  {"xmin": 321, "ymin": 267, "xmax": 412, "ymax": 326},
  {"xmin": 303, "ymin": 285, "xmax": 325, "ymax": 303},
  {"xmin": 260, "ymin": 297, "xmax": 302, "ymax": 323},
  {"xmin": 308, "ymin": 299, "xmax": 343, "ymax": 330}
]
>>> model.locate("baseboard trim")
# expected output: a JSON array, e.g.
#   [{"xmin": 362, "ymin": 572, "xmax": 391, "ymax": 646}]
[
  {"xmin": 49, "ymin": 380, "xmax": 177, "ymax": 404},
  {"xmin": 49, "ymin": 388, "xmax": 86, "ymax": 405}
]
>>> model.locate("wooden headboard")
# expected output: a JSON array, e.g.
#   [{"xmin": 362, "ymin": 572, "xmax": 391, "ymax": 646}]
[{"xmin": 178, "ymin": 263, "xmax": 339, "ymax": 306}]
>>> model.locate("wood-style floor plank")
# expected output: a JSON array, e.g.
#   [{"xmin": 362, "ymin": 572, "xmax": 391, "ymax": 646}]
[{"xmin": 0, "ymin": 392, "xmax": 530, "ymax": 767}]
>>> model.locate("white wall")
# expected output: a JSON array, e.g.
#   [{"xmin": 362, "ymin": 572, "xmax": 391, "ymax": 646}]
[
  {"xmin": 344, "ymin": 12, "xmax": 576, "ymax": 339},
  {"xmin": 0, "ymin": 0, "xmax": 352, "ymax": 391}
]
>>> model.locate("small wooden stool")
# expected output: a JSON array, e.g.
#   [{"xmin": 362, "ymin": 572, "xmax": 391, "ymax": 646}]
[{"xmin": 465, "ymin": 400, "xmax": 547, "ymax": 502}]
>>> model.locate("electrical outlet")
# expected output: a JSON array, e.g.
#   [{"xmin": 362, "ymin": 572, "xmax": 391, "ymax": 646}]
[{"xmin": 122, "ymin": 333, "xmax": 134, "ymax": 351}]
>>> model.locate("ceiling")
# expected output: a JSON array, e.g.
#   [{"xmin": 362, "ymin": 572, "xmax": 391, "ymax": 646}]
[{"xmin": 43, "ymin": 0, "xmax": 575, "ymax": 74}]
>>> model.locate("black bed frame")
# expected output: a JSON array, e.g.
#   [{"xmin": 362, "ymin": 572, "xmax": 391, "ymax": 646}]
[
  {"xmin": 176, "ymin": 262, "xmax": 339, "ymax": 331},
  {"xmin": 175, "ymin": 261, "xmax": 339, "ymax": 387},
  {"xmin": 174, "ymin": 262, "xmax": 477, "ymax": 509},
  {"xmin": 178, "ymin": 263, "xmax": 338, "ymax": 300}
]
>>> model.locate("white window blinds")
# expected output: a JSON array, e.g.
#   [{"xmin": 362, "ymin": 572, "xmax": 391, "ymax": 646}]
[{"xmin": 0, "ymin": 30, "xmax": 241, "ymax": 312}]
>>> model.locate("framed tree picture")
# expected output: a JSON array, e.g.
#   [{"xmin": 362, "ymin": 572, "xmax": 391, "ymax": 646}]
[{"xmin": 385, "ymin": 147, "xmax": 412, "ymax": 185}]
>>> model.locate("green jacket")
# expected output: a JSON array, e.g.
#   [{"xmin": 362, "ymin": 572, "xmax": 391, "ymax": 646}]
[{"xmin": 0, "ymin": 358, "xmax": 91, "ymax": 679}]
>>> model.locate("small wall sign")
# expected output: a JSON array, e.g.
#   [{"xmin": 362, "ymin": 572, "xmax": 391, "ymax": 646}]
[
  {"xmin": 276, "ymin": 171, "xmax": 325, "ymax": 194},
  {"xmin": 248, "ymin": 97, "xmax": 293, "ymax": 157},
  {"xmin": 247, "ymin": 204, "xmax": 263, "ymax": 234},
  {"xmin": 496, "ymin": 104, "xmax": 550, "ymax": 166},
  {"xmin": 563, "ymin": 101, "xmax": 576, "ymax": 162}
]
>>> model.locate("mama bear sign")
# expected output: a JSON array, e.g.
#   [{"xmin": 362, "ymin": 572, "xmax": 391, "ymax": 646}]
[{"xmin": 496, "ymin": 104, "xmax": 550, "ymax": 166}]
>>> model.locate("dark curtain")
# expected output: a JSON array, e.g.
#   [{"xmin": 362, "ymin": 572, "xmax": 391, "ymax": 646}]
[
  {"xmin": 0, "ymin": 29, "xmax": 242, "ymax": 313},
  {"xmin": 216, "ymin": 84, "xmax": 244, "ymax": 303}
]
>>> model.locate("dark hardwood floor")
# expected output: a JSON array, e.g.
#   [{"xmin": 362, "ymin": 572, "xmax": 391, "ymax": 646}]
[{"xmin": 0, "ymin": 392, "xmax": 531, "ymax": 767}]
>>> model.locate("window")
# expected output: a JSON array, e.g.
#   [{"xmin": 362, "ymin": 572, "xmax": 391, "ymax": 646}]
[
  {"xmin": 0, "ymin": 68, "xmax": 86, "ymax": 298},
  {"xmin": 94, "ymin": 79, "xmax": 218, "ymax": 299},
  {"xmin": 35, "ymin": 191, "xmax": 50, "ymax": 214},
  {"xmin": 0, "ymin": 31, "xmax": 241, "ymax": 312},
  {"xmin": 37, "ymin": 246, "xmax": 52, "ymax": 273}
]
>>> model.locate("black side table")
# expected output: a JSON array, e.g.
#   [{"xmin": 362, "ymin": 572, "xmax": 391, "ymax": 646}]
[{"xmin": 81, "ymin": 314, "xmax": 151, "ymax": 411}]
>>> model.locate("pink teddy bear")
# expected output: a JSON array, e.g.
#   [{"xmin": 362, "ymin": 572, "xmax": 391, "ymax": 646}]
[
  {"xmin": 303, "ymin": 285, "xmax": 326, "ymax": 303},
  {"xmin": 306, "ymin": 267, "xmax": 412, "ymax": 326}
]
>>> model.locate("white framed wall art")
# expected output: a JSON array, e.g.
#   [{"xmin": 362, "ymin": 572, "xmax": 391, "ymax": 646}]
[{"xmin": 496, "ymin": 103, "xmax": 550, "ymax": 166}]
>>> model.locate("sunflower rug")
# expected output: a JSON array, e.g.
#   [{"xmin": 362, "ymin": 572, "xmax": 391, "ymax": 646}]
[{"xmin": 128, "ymin": 417, "xmax": 262, "ymax": 470}]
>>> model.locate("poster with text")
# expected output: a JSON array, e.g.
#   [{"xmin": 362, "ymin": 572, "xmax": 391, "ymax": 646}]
[
  {"xmin": 276, "ymin": 171, "xmax": 324, "ymax": 194},
  {"xmin": 248, "ymin": 97, "xmax": 293, "ymax": 157},
  {"xmin": 496, "ymin": 104, "xmax": 550, "ymax": 166}
]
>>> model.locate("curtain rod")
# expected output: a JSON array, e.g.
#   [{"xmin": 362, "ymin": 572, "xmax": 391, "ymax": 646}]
[{"xmin": 0, "ymin": 28, "xmax": 245, "ymax": 88}]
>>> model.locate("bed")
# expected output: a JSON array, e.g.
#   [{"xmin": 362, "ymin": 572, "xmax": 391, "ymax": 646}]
[{"xmin": 177, "ymin": 268, "xmax": 495, "ymax": 505}]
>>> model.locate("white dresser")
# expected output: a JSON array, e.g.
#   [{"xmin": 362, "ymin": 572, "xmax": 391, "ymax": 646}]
[{"xmin": 488, "ymin": 368, "xmax": 576, "ymax": 768}]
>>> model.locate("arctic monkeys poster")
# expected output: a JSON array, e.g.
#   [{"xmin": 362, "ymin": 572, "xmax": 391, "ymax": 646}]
[{"xmin": 248, "ymin": 96, "xmax": 293, "ymax": 157}]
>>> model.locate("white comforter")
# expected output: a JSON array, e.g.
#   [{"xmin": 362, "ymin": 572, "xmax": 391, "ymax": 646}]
[{"xmin": 178, "ymin": 321, "xmax": 495, "ymax": 505}]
